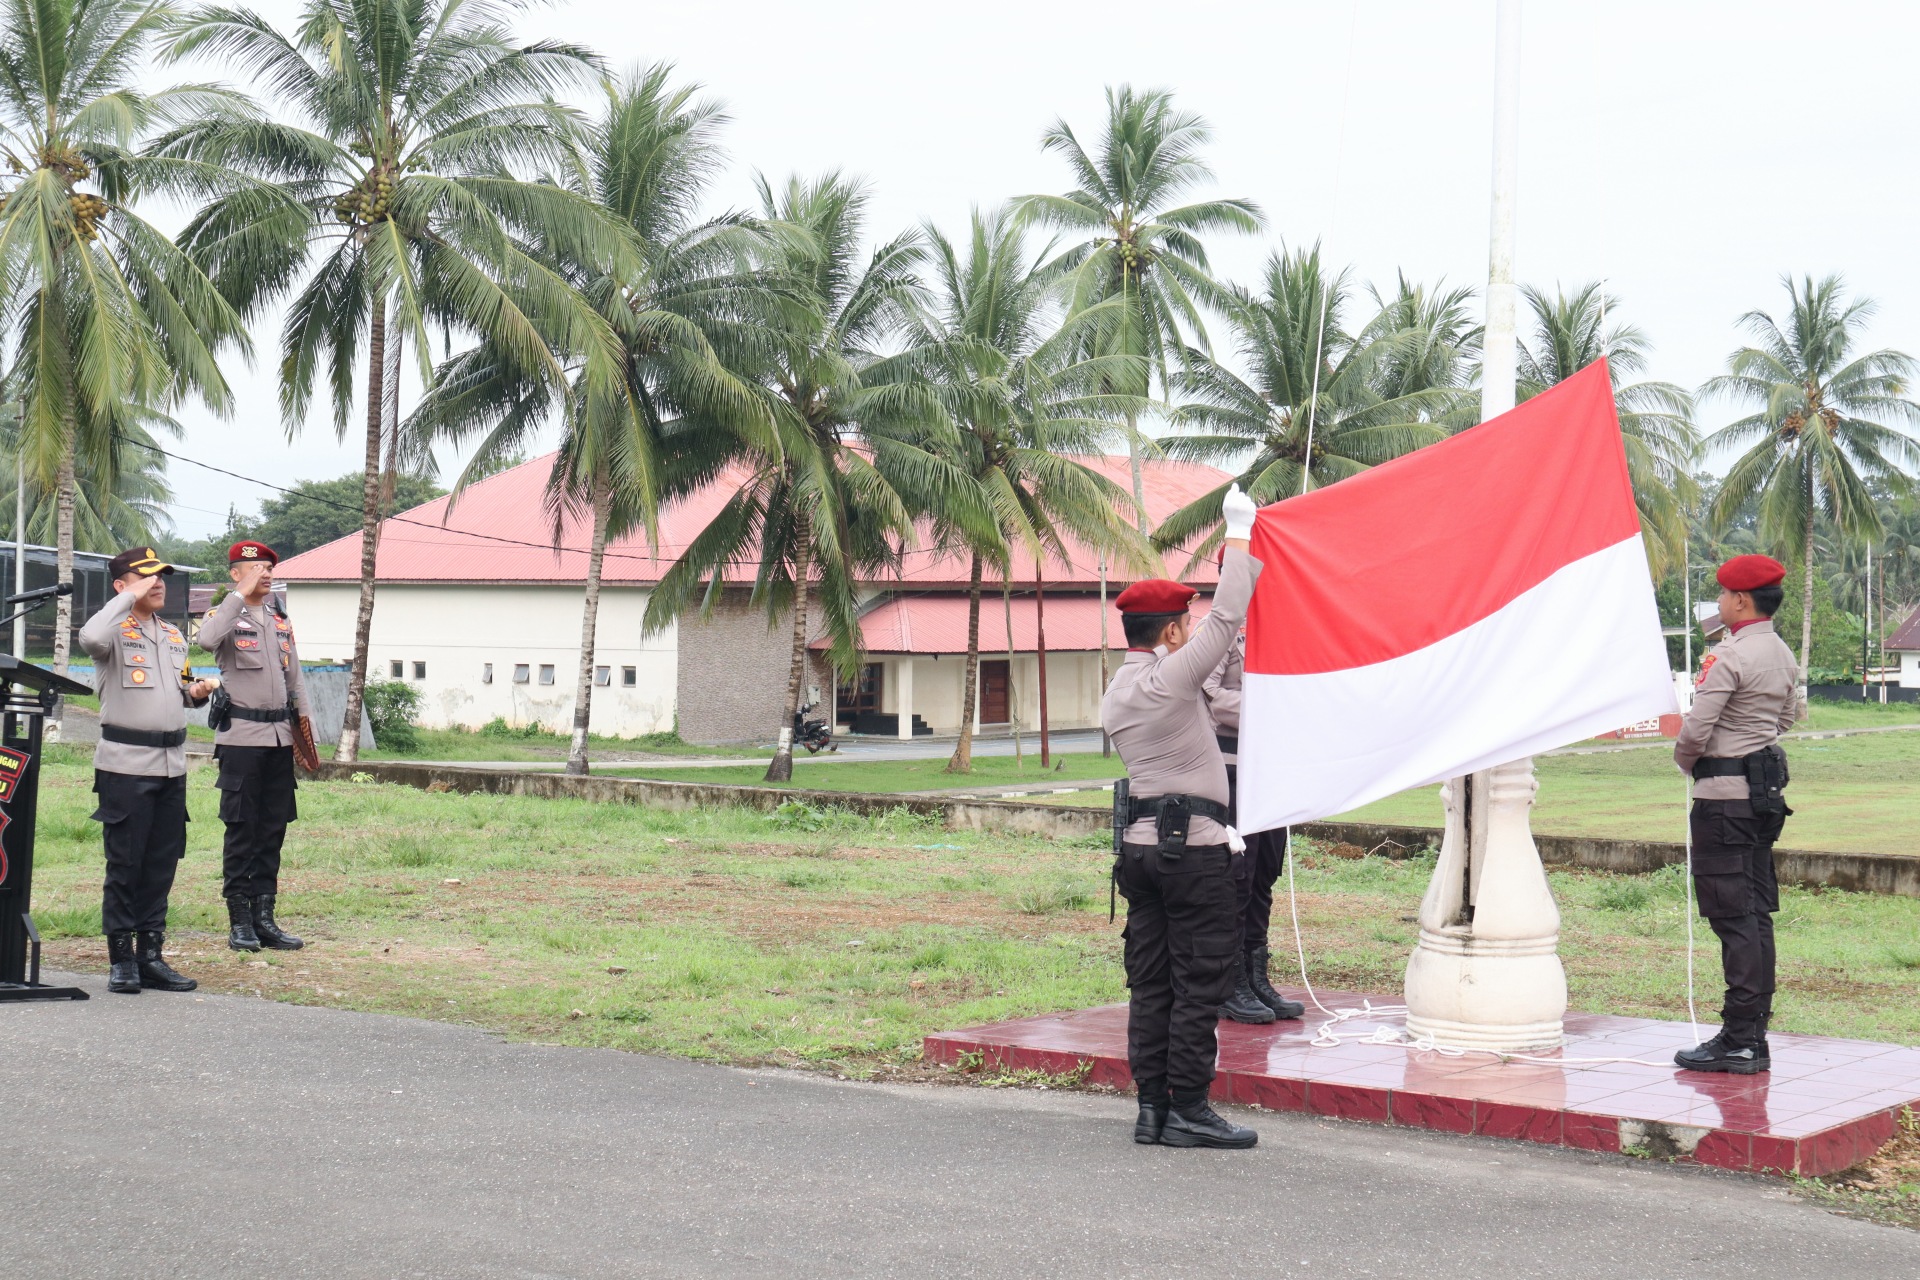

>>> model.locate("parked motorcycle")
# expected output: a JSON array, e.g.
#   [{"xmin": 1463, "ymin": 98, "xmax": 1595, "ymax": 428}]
[{"xmin": 794, "ymin": 701, "xmax": 836, "ymax": 754}]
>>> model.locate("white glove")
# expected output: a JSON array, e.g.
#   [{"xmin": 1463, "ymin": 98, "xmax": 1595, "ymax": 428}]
[{"xmin": 1221, "ymin": 483, "xmax": 1257, "ymax": 540}]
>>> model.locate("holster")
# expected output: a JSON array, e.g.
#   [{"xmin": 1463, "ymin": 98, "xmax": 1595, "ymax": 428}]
[
  {"xmin": 1745, "ymin": 744, "xmax": 1791, "ymax": 818},
  {"xmin": 207, "ymin": 686, "xmax": 233, "ymax": 733}
]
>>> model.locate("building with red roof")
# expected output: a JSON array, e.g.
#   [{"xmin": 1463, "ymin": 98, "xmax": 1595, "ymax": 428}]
[{"xmin": 275, "ymin": 452, "xmax": 1234, "ymax": 743}]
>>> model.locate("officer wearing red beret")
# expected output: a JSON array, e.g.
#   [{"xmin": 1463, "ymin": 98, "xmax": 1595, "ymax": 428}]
[
  {"xmin": 197, "ymin": 542, "xmax": 317, "ymax": 951},
  {"xmin": 1103, "ymin": 485, "xmax": 1263, "ymax": 1149},
  {"xmin": 1672, "ymin": 554, "xmax": 1802, "ymax": 1074}
]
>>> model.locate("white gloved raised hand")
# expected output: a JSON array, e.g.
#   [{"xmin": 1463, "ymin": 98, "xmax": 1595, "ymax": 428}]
[{"xmin": 1221, "ymin": 483, "xmax": 1258, "ymax": 540}]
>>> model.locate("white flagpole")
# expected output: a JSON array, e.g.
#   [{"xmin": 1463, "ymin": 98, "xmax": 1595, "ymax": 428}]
[{"xmin": 1406, "ymin": 0, "xmax": 1568, "ymax": 1053}]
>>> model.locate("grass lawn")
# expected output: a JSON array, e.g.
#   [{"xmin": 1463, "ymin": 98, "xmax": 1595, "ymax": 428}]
[
  {"xmin": 604, "ymin": 749, "xmax": 1124, "ymax": 792},
  {"xmin": 360, "ymin": 727, "xmax": 763, "ymax": 763},
  {"xmin": 29, "ymin": 743, "xmax": 1920, "ymax": 1067}
]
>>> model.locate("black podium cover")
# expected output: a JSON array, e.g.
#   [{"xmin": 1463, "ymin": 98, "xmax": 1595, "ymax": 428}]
[{"xmin": 0, "ymin": 655, "xmax": 95, "ymax": 1001}]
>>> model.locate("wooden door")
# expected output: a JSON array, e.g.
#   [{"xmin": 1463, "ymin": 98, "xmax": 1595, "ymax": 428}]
[{"xmin": 979, "ymin": 660, "xmax": 1010, "ymax": 723}]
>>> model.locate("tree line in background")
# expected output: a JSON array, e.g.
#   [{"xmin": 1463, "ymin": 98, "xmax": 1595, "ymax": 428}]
[{"xmin": 3, "ymin": 0, "xmax": 1916, "ymax": 774}]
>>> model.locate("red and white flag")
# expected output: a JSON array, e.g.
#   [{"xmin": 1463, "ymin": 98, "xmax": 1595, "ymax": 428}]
[{"xmin": 1238, "ymin": 360, "xmax": 1676, "ymax": 832}]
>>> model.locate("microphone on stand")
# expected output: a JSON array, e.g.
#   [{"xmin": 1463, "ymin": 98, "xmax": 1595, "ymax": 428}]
[{"xmin": 3, "ymin": 582, "xmax": 73, "ymax": 607}]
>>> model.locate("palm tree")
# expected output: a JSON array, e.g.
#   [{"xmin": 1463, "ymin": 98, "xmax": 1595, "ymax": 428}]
[
  {"xmin": 1018, "ymin": 85, "xmax": 1262, "ymax": 532},
  {"xmin": 908, "ymin": 206, "xmax": 1151, "ymax": 772},
  {"xmin": 0, "ymin": 0, "xmax": 246, "ymax": 674},
  {"xmin": 643, "ymin": 173, "xmax": 976, "ymax": 783},
  {"xmin": 1, "ymin": 409, "xmax": 176, "ymax": 551},
  {"xmin": 161, "ymin": 0, "xmax": 631, "ymax": 760},
  {"xmin": 414, "ymin": 66, "xmax": 771, "ymax": 776},
  {"xmin": 1703, "ymin": 274, "xmax": 1920, "ymax": 683},
  {"xmin": 1155, "ymin": 248, "xmax": 1466, "ymax": 560},
  {"xmin": 1516, "ymin": 282, "xmax": 1699, "ymax": 578}
]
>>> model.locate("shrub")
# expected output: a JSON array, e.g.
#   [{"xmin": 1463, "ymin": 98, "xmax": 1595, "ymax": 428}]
[
  {"xmin": 480, "ymin": 716, "xmax": 547, "ymax": 740},
  {"xmin": 363, "ymin": 681, "xmax": 422, "ymax": 752}
]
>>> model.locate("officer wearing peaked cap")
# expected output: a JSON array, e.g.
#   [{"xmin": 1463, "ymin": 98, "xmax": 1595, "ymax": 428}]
[
  {"xmin": 199, "ymin": 541, "xmax": 318, "ymax": 953},
  {"xmin": 1672, "ymin": 554, "xmax": 1802, "ymax": 1075},
  {"xmin": 1103, "ymin": 484, "xmax": 1263, "ymax": 1150},
  {"xmin": 80, "ymin": 547, "xmax": 216, "ymax": 994}
]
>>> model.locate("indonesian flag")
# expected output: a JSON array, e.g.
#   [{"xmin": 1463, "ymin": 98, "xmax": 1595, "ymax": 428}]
[{"xmin": 1238, "ymin": 360, "xmax": 1677, "ymax": 832}]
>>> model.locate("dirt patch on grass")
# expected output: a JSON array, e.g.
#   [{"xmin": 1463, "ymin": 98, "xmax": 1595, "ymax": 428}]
[{"xmin": 1803, "ymin": 1108, "xmax": 1920, "ymax": 1229}]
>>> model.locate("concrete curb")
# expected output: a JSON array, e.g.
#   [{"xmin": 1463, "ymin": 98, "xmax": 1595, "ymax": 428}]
[{"xmin": 314, "ymin": 760, "xmax": 1920, "ymax": 898}]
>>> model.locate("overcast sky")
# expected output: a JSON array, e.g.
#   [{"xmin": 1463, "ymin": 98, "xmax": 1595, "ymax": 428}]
[{"xmin": 158, "ymin": 0, "xmax": 1920, "ymax": 537}]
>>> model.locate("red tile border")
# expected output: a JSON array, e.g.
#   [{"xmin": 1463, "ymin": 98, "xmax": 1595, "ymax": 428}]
[
  {"xmin": 926, "ymin": 996, "xmax": 1920, "ymax": 1179},
  {"xmin": 1308, "ymin": 1081, "xmax": 1392, "ymax": 1124},
  {"xmin": 1390, "ymin": 1090, "xmax": 1477, "ymax": 1134},
  {"xmin": 1476, "ymin": 1102, "xmax": 1563, "ymax": 1144},
  {"xmin": 1562, "ymin": 1111, "xmax": 1621, "ymax": 1154}
]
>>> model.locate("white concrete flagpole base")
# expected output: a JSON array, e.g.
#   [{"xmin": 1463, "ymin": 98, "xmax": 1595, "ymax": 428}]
[{"xmin": 1403, "ymin": 760, "xmax": 1567, "ymax": 1053}]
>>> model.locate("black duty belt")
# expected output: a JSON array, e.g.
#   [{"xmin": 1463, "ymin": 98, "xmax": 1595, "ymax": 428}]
[
  {"xmin": 1124, "ymin": 794, "xmax": 1232, "ymax": 826},
  {"xmin": 101, "ymin": 725, "xmax": 187, "ymax": 749},
  {"xmin": 228, "ymin": 705, "xmax": 291, "ymax": 724},
  {"xmin": 1691, "ymin": 757, "xmax": 1749, "ymax": 778},
  {"xmin": 1215, "ymin": 733, "xmax": 1238, "ymax": 755}
]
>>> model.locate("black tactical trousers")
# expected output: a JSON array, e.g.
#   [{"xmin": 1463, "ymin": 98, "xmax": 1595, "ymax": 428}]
[
  {"xmin": 215, "ymin": 745, "xmax": 298, "ymax": 898},
  {"xmin": 92, "ymin": 771, "xmax": 188, "ymax": 934},
  {"xmin": 1116, "ymin": 842, "xmax": 1239, "ymax": 1100},
  {"xmin": 1689, "ymin": 797, "xmax": 1785, "ymax": 1046},
  {"xmin": 1223, "ymin": 764, "xmax": 1288, "ymax": 953},
  {"xmin": 1232, "ymin": 828, "xmax": 1289, "ymax": 953}
]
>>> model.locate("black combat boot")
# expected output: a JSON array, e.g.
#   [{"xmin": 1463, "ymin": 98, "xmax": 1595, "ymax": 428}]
[
  {"xmin": 1134, "ymin": 1079, "xmax": 1171, "ymax": 1145},
  {"xmin": 1675, "ymin": 1031, "xmax": 1770, "ymax": 1075},
  {"xmin": 226, "ymin": 895, "xmax": 262, "ymax": 951},
  {"xmin": 252, "ymin": 894, "xmax": 303, "ymax": 950},
  {"xmin": 1161, "ymin": 1090, "xmax": 1258, "ymax": 1150},
  {"xmin": 106, "ymin": 931, "xmax": 141, "ymax": 994},
  {"xmin": 136, "ymin": 931, "xmax": 198, "ymax": 992},
  {"xmin": 1218, "ymin": 953, "xmax": 1277, "ymax": 1025},
  {"xmin": 1247, "ymin": 945, "xmax": 1305, "ymax": 1019}
]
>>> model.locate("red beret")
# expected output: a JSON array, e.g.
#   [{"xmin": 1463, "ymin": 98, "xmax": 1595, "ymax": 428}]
[
  {"xmin": 229, "ymin": 541, "xmax": 279, "ymax": 566},
  {"xmin": 1716, "ymin": 554, "xmax": 1785, "ymax": 591},
  {"xmin": 1114, "ymin": 578, "xmax": 1198, "ymax": 614}
]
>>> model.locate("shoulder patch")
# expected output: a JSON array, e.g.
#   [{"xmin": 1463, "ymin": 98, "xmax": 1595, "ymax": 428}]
[{"xmin": 1694, "ymin": 653, "xmax": 1718, "ymax": 687}]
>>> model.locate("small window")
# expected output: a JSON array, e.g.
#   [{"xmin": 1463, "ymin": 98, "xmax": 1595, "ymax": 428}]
[
  {"xmin": 622, "ymin": 666, "xmax": 637, "ymax": 688},
  {"xmin": 482, "ymin": 663, "xmax": 493, "ymax": 684},
  {"xmin": 513, "ymin": 664, "xmax": 530, "ymax": 684},
  {"xmin": 594, "ymin": 666, "xmax": 610, "ymax": 687},
  {"xmin": 538, "ymin": 664, "xmax": 555, "ymax": 685},
  {"xmin": 413, "ymin": 661, "xmax": 427, "ymax": 679},
  {"xmin": 389, "ymin": 660, "xmax": 403, "ymax": 678}
]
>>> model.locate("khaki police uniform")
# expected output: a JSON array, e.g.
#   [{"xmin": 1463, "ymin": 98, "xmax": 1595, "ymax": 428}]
[
  {"xmin": 199, "ymin": 590, "xmax": 314, "ymax": 903},
  {"xmin": 1673, "ymin": 618, "xmax": 1801, "ymax": 1047},
  {"xmin": 1103, "ymin": 546, "xmax": 1261, "ymax": 1105},
  {"xmin": 79, "ymin": 587, "xmax": 204, "ymax": 936}
]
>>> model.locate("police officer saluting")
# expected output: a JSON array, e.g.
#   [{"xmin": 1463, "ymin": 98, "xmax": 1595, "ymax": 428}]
[
  {"xmin": 197, "ymin": 541, "xmax": 318, "ymax": 952},
  {"xmin": 80, "ymin": 547, "xmax": 215, "ymax": 994},
  {"xmin": 1673, "ymin": 554, "xmax": 1801, "ymax": 1074},
  {"xmin": 1104, "ymin": 484, "xmax": 1262, "ymax": 1149},
  {"xmin": 1205, "ymin": 632, "xmax": 1303, "ymax": 1025}
]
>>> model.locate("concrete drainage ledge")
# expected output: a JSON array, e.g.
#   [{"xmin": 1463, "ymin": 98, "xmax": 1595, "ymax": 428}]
[{"xmin": 314, "ymin": 761, "xmax": 1920, "ymax": 899}]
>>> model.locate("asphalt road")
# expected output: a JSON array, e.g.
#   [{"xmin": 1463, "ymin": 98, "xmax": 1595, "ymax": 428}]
[{"xmin": 4, "ymin": 975, "xmax": 1915, "ymax": 1279}]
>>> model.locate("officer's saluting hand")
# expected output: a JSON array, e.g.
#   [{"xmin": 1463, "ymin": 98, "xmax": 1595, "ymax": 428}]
[
  {"xmin": 1103, "ymin": 484, "xmax": 1264, "ymax": 1151},
  {"xmin": 198, "ymin": 541, "xmax": 316, "ymax": 953},
  {"xmin": 80, "ymin": 547, "xmax": 213, "ymax": 995}
]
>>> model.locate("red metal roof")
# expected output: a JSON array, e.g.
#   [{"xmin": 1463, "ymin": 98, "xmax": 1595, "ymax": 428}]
[
  {"xmin": 274, "ymin": 452, "xmax": 1231, "ymax": 589},
  {"xmin": 1890, "ymin": 606, "xmax": 1920, "ymax": 653},
  {"xmin": 816, "ymin": 593, "xmax": 1216, "ymax": 654}
]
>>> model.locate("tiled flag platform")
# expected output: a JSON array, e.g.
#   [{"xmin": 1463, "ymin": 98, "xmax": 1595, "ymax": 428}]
[{"xmin": 923, "ymin": 991, "xmax": 1920, "ymax": 1176}]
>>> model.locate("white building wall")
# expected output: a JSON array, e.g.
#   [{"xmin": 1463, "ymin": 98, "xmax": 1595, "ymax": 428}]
[
  {"xmin": 880, "ymin": 651, "xmax": 1108, "ymax": 733},
  {"xmin": 281, "ymin": 582, "xmax": 678, "ymax": 737},
  {"xmin": 1902, "ymin": 650, "xmax": 1920, "ymax": 689}
]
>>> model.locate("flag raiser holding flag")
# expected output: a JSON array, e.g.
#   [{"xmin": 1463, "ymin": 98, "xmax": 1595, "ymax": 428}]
[{"xmin": 1237, "ymin": 360, "xmax": 1677, "ymax": 834}]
